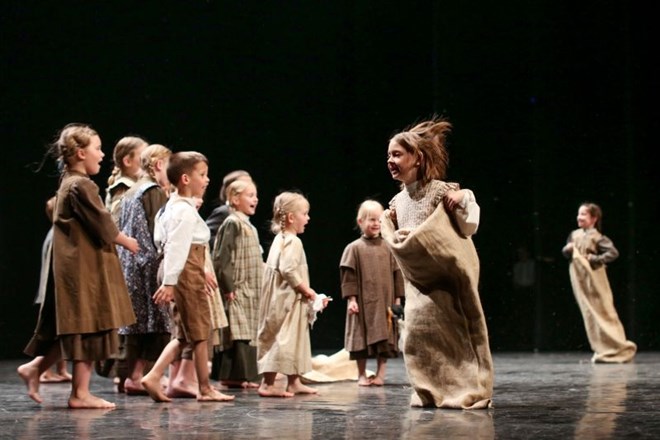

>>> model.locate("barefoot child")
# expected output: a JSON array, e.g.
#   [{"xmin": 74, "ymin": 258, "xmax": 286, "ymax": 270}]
[
  {"xmin": 35, "ymin": 196, "xmax": 72, "ymax": 384},
  {"xmin": 18, "ymin": 123, "xmax": 139, "ymax": 409},
  {"xmin": 116, "ymin": 144, "xmax": 173, "ymax": 395},
  {"xmin": 257, "ymin": 191, "xmax": 330, "ymax": 397},
  {"xmin": 140, "ymin": 151, "xmax": 234, "ymax": 403},
  {"xmin": 340, "ymin": 200, "xmax": 404, "ymax": 386},
  {"xmin": 212, "ymin": 179, "xmax": 263, "ymax": 389}
]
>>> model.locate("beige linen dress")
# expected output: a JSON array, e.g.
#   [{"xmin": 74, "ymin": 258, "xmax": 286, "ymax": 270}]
[{"xmin": 257, "ymin": 233, "xmax": 312, "ymax": 375}]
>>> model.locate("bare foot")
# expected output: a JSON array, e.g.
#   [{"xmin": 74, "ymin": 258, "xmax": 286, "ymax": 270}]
[
  {"xmin": 287, "ymin": 383, "xmax": 318, "ymax": 395},
  {"xmin": 56, "ymin": 370, "xmax": 73, "ymax": 382},
  {"xmin": 357, "ymin": 376, "xmax": 371, "ymax": 387},
  {"xmin": 68, "ymin": 394, "xmax": 116, "ymax": 409},
  {"xmin": 220, "ymin": 380, "xmax": 247, "ymax": 389},
  {"xmin": 123, "ymin": 378, "xmax": 148, "ymax": 396},
  {"xmin": 166, "ymin": 379, "xmax": 197, "ymax": 398},
  {"xmin": 40, "ymin": 370, "xmax": 66, "ymax": 384},
  {"xmin": 141, "ymin": 374, "xmax": 172, "ymax": 403},
  {"xmin": 242, "ymin": 381, "xmax": 260, "ymax": 389},
  {"xmin": 18, "ymin": 364, "xmax": 43, "ymax": 403},
  {"xmin": 258, "ymin": 384, "xmax": 294, "ymax": 398},
  {"xmin": 197, "ymin": 388, "xmax": 235, "ymax": 402},
  {"xmin": 369, "ymin": 376, "xmax": 385, "ymax": 386}
]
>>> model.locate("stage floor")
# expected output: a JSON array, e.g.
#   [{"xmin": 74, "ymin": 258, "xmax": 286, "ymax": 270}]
[{"xmin": 1, "ymin": 351, "xmax": 659, "ymax": 439}]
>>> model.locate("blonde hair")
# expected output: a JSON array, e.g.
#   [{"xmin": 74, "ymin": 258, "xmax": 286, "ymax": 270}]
[
  {"xmin": 356, "ymin": 200, "xmax": 384, "ymax": 229},
  {"xmin": 140, "ymin": 144, "xmax": 172, "ymax": 181},
  {"xmin": 220, "ymin": 170, "xmax": 251, "ymax": 203},
  {"xmin": 107, "ymin": 136, "xmax": 148, "ymax": 185},
  {"xmin": 390, "ymin": 115, "xmax": 452, "ymax": 186},
  {"xmin": 48, "ymin": 123, "xmax": 98, "ymax": 172},
  {"xmin": 270, "ymin": 191, "xmax": 309, "ymax": 234},
  {"xmin": 226, "ymin": 179, "xmax": 256, "ymax": 208}
]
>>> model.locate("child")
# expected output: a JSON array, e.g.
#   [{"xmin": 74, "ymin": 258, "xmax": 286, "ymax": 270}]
[
  {"xmin": 35, "ymin": 196, "xmax": 71, "ymax": 384},
  {"xmin": 381, "ymin": 116, "xmax": 493, "ymax": 409},
  {"xmin": 340, "ymin": 200, "xmax": 404, "ymax": 386},
  {"xmin": 257, "ymin": 191, "xmax": 330, "ymax": 397},
  {"xmin": 116, "ymin": 144, "xmax": 173, "ymax": 395},
  {"xmin": 561, "ymin": 202, "xmax": 637, "ymax": 363},
  {"xmin": 18, "ymin": 123, "xmax": 139, "ymax": 409},
  {"xmin": 212, "ymin": 179, "xmax": 262, "ymax": 388},
  {"xmin": 105, "ymin": 135, "xmax": 148, "ymax": 224},
  {"xmin": 206, "ymin": 169, "xmax": 252, "ymax": 247},
  {"xmin": 140, "ymin": 151, "xmax": 234, "ymax": 403}
]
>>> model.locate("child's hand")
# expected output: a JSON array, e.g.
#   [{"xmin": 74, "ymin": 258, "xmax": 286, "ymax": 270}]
[
  {"xmin": 204, "ymin": 271, "xmax": 217, "ymax": 296},
  {"xmin": 348, "ymin": 299, "xmax": 359, "ymax": 315},
  {"xmin": 224, "ymin": 291, "xmax": 236, "ymax": 302},
  {"xmin": 394, "ymin": 228, "xmax": 411, "ymax": 243},
  {"xmin": 389, "ymin": 208, "xmax": 398, "ymax": 229},
  {"xmin": 443, "ymin": 189, "xmax": 464, "ymax": 211},
  {"xmin": 124, "ymin": 237, "xmax": 140, "ymax": 254},
  {"xmin": 153, "ymin": 285, "xmax": 174, "ymax": 305}
]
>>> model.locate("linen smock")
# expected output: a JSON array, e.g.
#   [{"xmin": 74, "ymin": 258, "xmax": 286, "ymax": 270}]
[{"xmin": 257, "ymin": 233, "xmax": 312, "ymax": 375}]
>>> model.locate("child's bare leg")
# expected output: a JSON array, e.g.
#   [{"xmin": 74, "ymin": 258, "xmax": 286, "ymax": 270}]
[
  {"xmin": 356, "ymin": 358, "xmax": 370, "ymax": 386},
  {"xmin": 55, "ymin": 360, "xmax": 72, "ymax": 382},
  {"xmin": 258, "ymin": 372, "xmax": 294, "ymax": 397},
  {"xmin": 68, "ymin": 360, "xmax": 115, "ymax": 409},
  {"xmin": 124, "ymin": 358, "xmax": 147, "ymax": 395},
  {"xmin": 287, "ymin": 375, "xmax": 318, "ymax": 395},
  {"xmin": 370, "ymin": 357, "xmax": 387, "ymax": 386},
  {"xmin": 166, "ymin": 357, "xmax": 197, "ymax": 398},
  {"xmin": 193, "ymin": 341, "xmax": 234, "ymax": 402},
  {"xmin": 142, "ymin": 339, "xmax": 182, "ymax": 402},
  {"xmin": 18, "ymin": 348, "xmax": 59, "ymax": 403}
]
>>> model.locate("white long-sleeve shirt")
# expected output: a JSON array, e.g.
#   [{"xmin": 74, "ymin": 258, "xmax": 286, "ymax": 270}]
[{"xmin": 154, "ymin": 193, "xmax": 210, "ymax": 286}]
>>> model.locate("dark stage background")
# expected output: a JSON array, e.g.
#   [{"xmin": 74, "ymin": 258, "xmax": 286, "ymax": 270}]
[{"xmin": 1, "ymin": 1, "xmax": 658, "ymax": 359}]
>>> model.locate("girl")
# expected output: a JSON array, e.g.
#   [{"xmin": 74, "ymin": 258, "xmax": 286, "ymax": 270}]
[
  {"xmin": 561, "ymin": 202, "xmax": 636, "ymax": 363},
  {"xmin": 212, "ymin": 179, "xmax": 262, "ymax": 388},
  {"xmin": 116, "ymin": 144, "xmax": 173, "ymax": 395},
  {"xmin": 35, "ymin": 196, "xmax": 71, "ymax": 384},
  {"xmin": 381, "ymin": 116, "xmax": 493, "ymax": 409},
  {"xmin": 257, "ymin": 191, "xmax": 330, "ymax": 397},
  {"xmin": 18, "ymin": 123, "xmax": 139, "ymax": 409},
  {"xmin": 105, "ymin": 135, "xmax": 148, "ymax": 224},
  {"xmin": 340, "ymin": 200, "xmax": 404, "ymax": 386}
]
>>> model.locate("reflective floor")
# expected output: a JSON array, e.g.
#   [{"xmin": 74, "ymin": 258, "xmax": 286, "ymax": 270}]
[{"xmin": 1, "ymin": 352, "xmax": 659, "ymax": 439}]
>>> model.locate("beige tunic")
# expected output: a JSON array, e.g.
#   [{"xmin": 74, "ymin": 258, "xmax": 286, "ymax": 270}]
[
  {"xmin": 383, "ymin": 181, "xmax": 493, "ymax": 409},
  {"xmin": 257, "ymin": 233, "xmax": 312, "ymax": 375},
  {"xmin": 52, "ymin": 171, "xmax": 136, "ymax": 335},
  {"xmin": 340, "ymin": 236, "xmax": 404, "ymax": 353},
  {"xmin": 563, "ymin": 228, "xmax": 636, "ymax": 363}
]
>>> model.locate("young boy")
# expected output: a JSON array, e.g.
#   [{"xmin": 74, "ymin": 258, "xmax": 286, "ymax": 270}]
[{"xmin": 140, "ymin": 151, "xmax": 234, "ymax": 402}]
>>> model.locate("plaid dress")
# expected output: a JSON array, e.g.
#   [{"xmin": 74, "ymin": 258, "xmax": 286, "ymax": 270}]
[{"xmin": 213, "ymin": 211, "xmax": 263, "ymax": 344}]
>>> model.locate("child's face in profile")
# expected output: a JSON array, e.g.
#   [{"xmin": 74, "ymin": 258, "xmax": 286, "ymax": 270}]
[
  {"xmin": 288, "ymin": 203, "xmax": 310, "ymax": 235},
  {"xmin": 81, "ymin": 135, "xmax": 104, "ymax": 176},
  {"xmin": 359, "ymin": 209, "xmax": 382, "ymax": 238},
  {"xmin": 187, "ymin": 162, "xmax": 210, "ymax": 198},
  {"xmin": 576, "ymin": 206, "xmax": 597, "ymax": 229},
  {"xmin": 387, "ymin": 141, "xmax": 419, "ymax": 185},
  {"xmin": 125, "ymin": 145, "xmax": 146, "ymax": 179}
]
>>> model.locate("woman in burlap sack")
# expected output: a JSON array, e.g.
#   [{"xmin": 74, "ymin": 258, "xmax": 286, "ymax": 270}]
[
  {"xmin": 561, "ymin": 202, "xmax": 636, "ymax": 363},
  {"xmin": 382, "ymin": 116, "xmax": 493, "ymax": 409}
]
